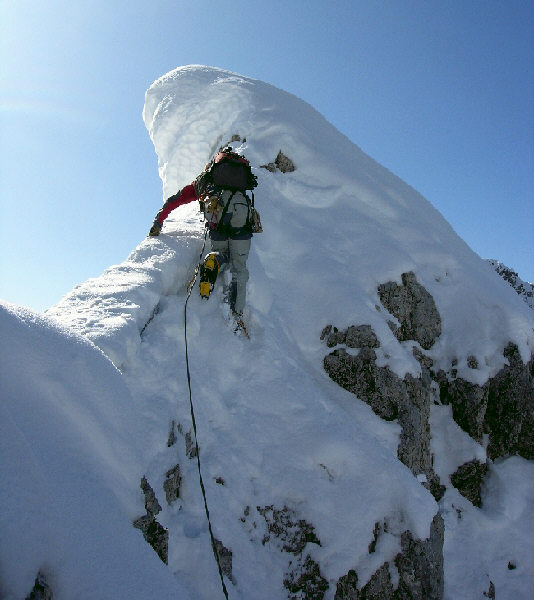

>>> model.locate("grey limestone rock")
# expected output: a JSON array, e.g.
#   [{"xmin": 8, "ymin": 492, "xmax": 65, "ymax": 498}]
[
  {"xmin": 26, "ymin": 572, "xmax": 53, "ymax": 600},
  {"xmin": 256, "ymin": 505, "xmax": 321, "ymax": 555},
  {"xmin": 377, "ymin": 272, "xmax": 441, "ymax": 350},
  {"xmin": 261, "ymin": 150, "xmax": 296, "ymax": 173},
  {"xmin": 450, "ymin": 460, "xmax": 488, "ymax": 507},
  {"xmin": 435, "ymin": 343, "xmax": 534, "ymax": 460},
  {"xmin": 335, "ymin": 515, "xmax": 444, "ymax": 600},
  {"xmin": 133, "ymin": 476, "xmax": 168, "ymax": 564},
  {"xmin": 323, "ymin": 343, "xmax": 444, "ymax": 500},
  {"xmin": 284, "ymin": 555, "xmax": 329, "ymax": 600},
  {"xmin": 163, "ymin": 464, "xmax": 182, "ymax": 504},
  {"xmin": 321, "ymin": 324, "xmax": 380, "ymax": 349},
  {"xmin": 214, "ymin": 539, "xmax": 234, "ymax": 584},
  {"xmin": 394, "ymin": 514, "xmax": 444, "ymax": 600}
]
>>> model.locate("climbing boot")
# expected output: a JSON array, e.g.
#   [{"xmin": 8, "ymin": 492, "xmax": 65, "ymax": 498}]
[{"xmin": 199, "ymin": 252, "xmax": 219, "ymax": 299}]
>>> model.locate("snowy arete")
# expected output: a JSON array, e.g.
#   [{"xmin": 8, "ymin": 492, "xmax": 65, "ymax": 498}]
[{"xmin": 2, "ymin": 65, "xmax": 533, "ymax": 599}]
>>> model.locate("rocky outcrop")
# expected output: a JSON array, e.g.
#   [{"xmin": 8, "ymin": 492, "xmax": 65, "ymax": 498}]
[
  {"xmin": 133, "ymin": 476, "xmax": 168, "ymax": 564},
  {"xmin": 26, "ymin": 572, "xmax": 53, "ymax": 600},
  {"xmin": 487, "ymin": 259, "xmax": 534, "ymax": 310},
  {"xmin": 284, "ymin": 555, "xmax": 329, "ymax": 600},
  {"xmin": 450, "ymin": 460, "xmax": 488, "ymax": 507},
  {"xmin": 214, "ymin": 539, "xmax": 234, "ymax": 585},
  {"xmin": 163, "ymin": 464, "xmax": 182, "ymax": 504},
  {"xmin": 255, "ymin": 505, "xmax": 321, "ymax": 555},
  {"xmin": 335, "ymin": 515, "xmax": 444, "ymax": 600},
  {"xmin": 323, "ymin": 340, "xmax": 444, "ymax": 501},
  {"xmin": 435, "ymin": 343, "xmax": 534, "ymax": 460},
  {"xmin": 485, "ymin": 343, "xmax": 534, "ymax": 459},
  {"xmin": 395, "ymin": 514, "xmax": 444, "ymax": 600},
  {"xmin": 322, "ymin": 270, "xmax": 532, "ymax": 600},
  {"xmin": 321, "ymin": 324, "xmax": 380, "ymax": 349},
  {"xmin": 261, "ymin": 150, "xmax": 296, "ymax": 173},
  {"xmin": 242, "ymin": 505, "xmax": 327, "ymax": 598},
  {"xmin": 377, "ymin": 272, "xmax": 441, "ymax": 350}
]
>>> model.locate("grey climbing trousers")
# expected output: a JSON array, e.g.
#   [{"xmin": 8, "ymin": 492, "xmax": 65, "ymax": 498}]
[{"xmin": 209, "ymin": 237, "xmax": 251, "ymax": 315}]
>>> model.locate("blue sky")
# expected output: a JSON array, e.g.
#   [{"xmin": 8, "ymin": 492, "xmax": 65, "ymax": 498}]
[{"xmin": 1, "ymin": 0, "xmax": 533, "ymax": 312}]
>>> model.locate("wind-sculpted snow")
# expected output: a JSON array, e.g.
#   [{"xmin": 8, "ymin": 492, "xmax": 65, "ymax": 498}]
[
  {"xmin": 11, "ymin": 66, "xmax": 534, "ymax": 598},
  {"xmin": 0, "ymin": 301, "xmax": 192, "ymax": 599}
]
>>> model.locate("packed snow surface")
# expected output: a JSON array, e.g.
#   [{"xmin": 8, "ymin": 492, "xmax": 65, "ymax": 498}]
[{"xmin": 2, "ymin": 66, "xmax": 533, "ymax": 599}]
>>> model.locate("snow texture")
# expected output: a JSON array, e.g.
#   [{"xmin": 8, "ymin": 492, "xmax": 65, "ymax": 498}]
[{"xmin": 1, "ymin": 65, "xmax": 532, "ymax": 599}]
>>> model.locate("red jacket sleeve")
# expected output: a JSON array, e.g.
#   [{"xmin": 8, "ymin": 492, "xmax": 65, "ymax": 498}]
[{"xmin": 155, "ymin": 183, "xmax": 198, "ymax": 225}]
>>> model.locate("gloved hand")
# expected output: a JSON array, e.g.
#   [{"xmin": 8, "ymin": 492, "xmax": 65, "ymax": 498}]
[{"xmin": 148, "ymin": 222, "xmax": 162, "ymax": 237}]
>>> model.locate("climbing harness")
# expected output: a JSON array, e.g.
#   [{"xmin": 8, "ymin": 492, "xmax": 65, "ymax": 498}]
[{"xmin": 184, "ymin": 228, "xmax": 230, "ymax": 600}]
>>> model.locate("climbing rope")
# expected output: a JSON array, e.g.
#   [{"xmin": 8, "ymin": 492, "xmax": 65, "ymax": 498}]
[{"xmin": 184, "ymin": 227, "xmax": 230, "ymax": 600}]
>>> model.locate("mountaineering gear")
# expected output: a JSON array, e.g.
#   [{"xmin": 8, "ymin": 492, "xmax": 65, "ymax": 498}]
[
  {"xmin": 183, "ymin": 231, "xmax": 231, "ymax": 600},
  {"xmin": 233, "ymin": 316, "xmax": 250, "ymax": 338},
  {"xmin": 150, "ymin": 146, "xmax": 260, "ymax": 315},
  {"xmin": 210, "ymin": 238, "xmax": 251, "ymax": 315},
  {"xmin": 209, "ymin": 147, "xmax": 258, "ymax": 191},
  {"xmin": 152, "ymin": 148, "xmax": 257, "ymax": 228},
  {"xmin": 202, "ymin": 189, "xmax": 253, "ymax": 239},
  {"xmin": 199, "ymin": 252, "xmax": 219, "ymax": 299},
  {"xmin": 148, "ymin": 222, "xmax": 162, "ymax": 236}
]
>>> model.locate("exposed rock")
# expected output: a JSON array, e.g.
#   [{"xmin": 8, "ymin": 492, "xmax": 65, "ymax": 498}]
[
  {"xmin": 334, "ymin": 563, "xmax": 396, "ymax": 600},
  {"xmin": 450, "ymin": 460, "xmax": 488, "ymax": 507},
  {"xmin": 394, "ymin": 514, "xmax": 444, "ymax": 600},
  {"xmin": 163, "ymin": 464, "xmax": 182, "ymax": 504},
  {"xmin": 335, "ymin": 517, "xmax": 443, "ymax": 600},
  {"xmin": 256, "ymin": 505, "xmax": 321, "ymax": 555},
  {"xmin": 334, "ymin": 569, "xmax": 359, "ymax": 599},
  {"xmin": 323, "ymin": 347, "xmax": 399, "ymax": 421},
  {"xmin": 261, "ymin": 150, "xmax": 296, "ymax": 173},
  {"xmin": 214, "ymin": 538, "xmax": 234, "ymax": 584},
  {"xmin": 483, "ymin": 580, "xmax": 496, "ymax": 599},
  {"xmin": 26, "ymin": 571, "xmax": 53, "ymax": 600},
  {"xmin": 485, "ymin": 343, "xmax": 534, "ymax": 460},
  {"xmin": 377, "ymin": 272, "xmax": 442, "ymax": 350},
  {"xmin": 133, "ymin": 514, "xmax": 169, "ymax": 564},
  {"xmin": 323, "ymin": 343, "xmax": 444, "ymax": 500},
  {"xmin": 140, "ymin": 476, "xmax": 161, "ymax": 516},
  {"xmin": 284, "ymin": 555, "xmax": 329, "ymax": 600},
  {"xmin": 360, "ymin": 563, "xmax": 395, "ymax": 599},
  {"xmin": 368, "ymin": 521, "xmax": 382, "ymax": 554},
  {"xmin": 185, "ymin": 430, "xmax": 198, "ymax": 459},
  {"xmin": 435, "ymin": 343, "xmax": 534, "ymax": 460},
  {"xmin": 167, "ymin": 419, "xmax": 177, "ymax": 447},
  {"xmin": 435, "ymin": 373, "xmax": 489, "ymax": 442},
  {"xmin": 321, "ymin": 324, "xmax": 380, "ymax": 349},
  {"xmin": 242, "ymin": 505, "xmax": 324, "ymax": 596},
  {"xmin": 133, "ymin": 477, "xmax": 168, "ymax": 564},
  {"xmin": 487, "ymin": 259, "xmax": 534, "ymax": 310},
  {"xmin": 467, "ymin": 355, "xmax": 479, "ymax": 370},
  {"xmin": 412, "ymin": 346, "xmax": 434, "ymax": 372}
]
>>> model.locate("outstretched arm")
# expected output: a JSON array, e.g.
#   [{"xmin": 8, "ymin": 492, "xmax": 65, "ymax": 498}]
[{"xmin": 149, "ymin": 183, "xmax": 198, "ymax": 236}]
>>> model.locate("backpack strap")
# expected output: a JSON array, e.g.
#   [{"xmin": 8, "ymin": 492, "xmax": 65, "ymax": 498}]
[{"xmin": 217, "ymin": 190, "xmax": 235, "ymax": 226}]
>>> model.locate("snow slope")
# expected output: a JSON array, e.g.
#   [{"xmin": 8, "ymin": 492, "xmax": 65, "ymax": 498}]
[
  {"xmin": 0, "ymin": 301, "xmax": 193, "ymax": 599},
  {"xmin": 3, "ymin": 66, "xmax": 532, "ymax": 599}
]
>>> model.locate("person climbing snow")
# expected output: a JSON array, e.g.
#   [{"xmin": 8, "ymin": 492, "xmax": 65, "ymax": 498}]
[{"xmin": 148, "ymin": 147, "xmax": 261, "ymax": 321}]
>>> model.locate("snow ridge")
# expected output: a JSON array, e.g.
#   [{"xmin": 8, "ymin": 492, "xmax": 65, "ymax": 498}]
[{"xmin": 3, "ymin": 66, "xmax": 533, "ymax": 599}]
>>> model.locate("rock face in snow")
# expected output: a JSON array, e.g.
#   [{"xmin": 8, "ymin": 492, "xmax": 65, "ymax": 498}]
[
  {"xmin": 487, "ymin": 259, "xmax": 534, "ymax": 310},
  {"xmin": 34, "ymin": 66, "xmax": 534, "ymax": 600},
  {"xmin": 435, "ymin": 343, "xmax": 534, "ymax": 460},
  {"xmin": 322, "ymin": 273, "xmax": 446, "ymax": 503},
  {"xmin": 133, "ymin": 477, "xmax": 169, "ymax": 564},
  {"xmin": 377, "ymin": 271, "xmax": 442, "ymax": 350}
]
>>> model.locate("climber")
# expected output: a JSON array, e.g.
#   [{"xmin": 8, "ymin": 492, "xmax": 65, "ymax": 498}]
[{"xmin": 148, "ymin": 148, "xmax": 260, "ymax": 319}]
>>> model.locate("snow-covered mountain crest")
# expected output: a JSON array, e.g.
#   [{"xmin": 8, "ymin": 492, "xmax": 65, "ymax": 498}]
[{"xmin": 4, "ymin": 66, "xmax": 533, "ymax": 599}]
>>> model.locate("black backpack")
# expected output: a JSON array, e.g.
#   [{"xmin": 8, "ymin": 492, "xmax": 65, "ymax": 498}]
[
  {"xmin": 208, "ymin": 148, "xmax": 258, "ymax": 191},
  {"xmin": 197, "ymin": 148, "xmax": 262, "ymax": 235}
]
